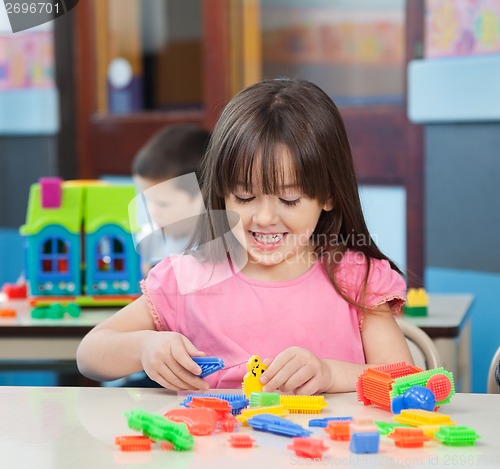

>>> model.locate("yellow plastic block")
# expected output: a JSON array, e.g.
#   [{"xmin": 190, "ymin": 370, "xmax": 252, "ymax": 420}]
[
  {"xmin": 242, "ymin": 355, "xmax": 268, "ymax": 398},
  {"xmin": 279, "ymin": 395, "xmax": 328, "ymax": 414},
  {"xmin": 406, "ymin": 288, "xmax": 429, "ymax": 307},
  {"xmin": 236, "ymin": 405, "xmax": 289, "ymax": 426},
  {"xmin": 394, "ymin": 409, "xmax": 455, "ymax": 427},
  {"xmin": 419, "ymin": 424, "xmax": 455, "ymax": 437}
]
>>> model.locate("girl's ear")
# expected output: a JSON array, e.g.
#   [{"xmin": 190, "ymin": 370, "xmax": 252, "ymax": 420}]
[{"xmin": 323, "ymin": 198, "xmax": 334, "ymax": 212}]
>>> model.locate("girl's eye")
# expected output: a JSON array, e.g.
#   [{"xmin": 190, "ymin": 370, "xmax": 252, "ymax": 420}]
[
  {"xmin": 234, "ymin": 195, "xmax": 255, "ymax": 204},
  {"xmin": 280, "ymin": 198, "xmax": 300, "ymax": 207}
]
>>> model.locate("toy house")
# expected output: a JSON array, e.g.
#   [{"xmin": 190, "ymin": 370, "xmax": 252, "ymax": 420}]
[{"xmin": 20, "ymin": 178, "xmax": 141, "ymax": 306}]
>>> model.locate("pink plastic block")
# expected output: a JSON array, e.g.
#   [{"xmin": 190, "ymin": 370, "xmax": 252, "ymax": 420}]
[{"xmin": 40, "ymin": 177, "xmax": 63, "ymax": 208}]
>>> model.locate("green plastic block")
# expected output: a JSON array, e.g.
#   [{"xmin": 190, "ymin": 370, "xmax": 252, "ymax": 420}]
[
  {"xmin": 125, "ymin": 408, "xmax": 194, "ymax": 451},
  {"xmin": 31, "ymin": 307, "xmax": 49, "ymax": 319},
  {"xmin": 47, "ymin": 303, "xmax": 65, "ymax": 320},
  {"xmin": 374, "ymin": 421, "xmax": 411, "ymax": 436},
  {"xmin": 403, "ymin": 305, "xmax": 428, "ymax": 317},
  {"xmin": 434, "ymin": 426, "xmax": 480, "ymax": 446},
  {"xmin": 249, "ymin": 392, "xmax": 281, "ymax": 407},
  {"xmin": 65, "ymin": 303, "xmax": 81, "ymax": 318},
  {"xmin": 390, "ymin": 368, "xmax": 455, "ymax": 406}
]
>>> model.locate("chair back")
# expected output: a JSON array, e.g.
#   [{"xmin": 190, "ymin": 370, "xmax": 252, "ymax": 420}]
[
  {"xmin": 487, "ymin": 346, "xmax": 500, "ymax": 394},
  {"xmin": 396, "ymin": 318, "xmax": 441, "ymax": 370}
]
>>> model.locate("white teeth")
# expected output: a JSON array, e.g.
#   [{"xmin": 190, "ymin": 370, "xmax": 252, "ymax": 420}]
[{"xmin": 253, "ymin": 232, "xmax": 284, "ymax": 243}]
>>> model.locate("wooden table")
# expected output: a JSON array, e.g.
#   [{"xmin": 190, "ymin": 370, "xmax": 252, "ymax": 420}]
[{"xmin": 0, "ymin": 294, "xmax": 474, "ymax": 390}]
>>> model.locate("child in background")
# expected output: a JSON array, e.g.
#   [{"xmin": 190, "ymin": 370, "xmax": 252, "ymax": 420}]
[
  {"xmin": 132, "ymin": 124, "xmax": 210, "ymax": 277},
  {"xmin": 78, "ymin": 78, "xmax": 412, "ymax": 394}
]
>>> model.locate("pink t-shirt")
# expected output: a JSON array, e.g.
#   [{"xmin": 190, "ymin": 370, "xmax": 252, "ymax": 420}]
[{"xmin": 141, "ymin": 251, "xmax": 406, "ymax": 388}]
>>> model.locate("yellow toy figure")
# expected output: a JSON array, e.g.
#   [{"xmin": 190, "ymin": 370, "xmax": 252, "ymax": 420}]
[{"xmin": 242, "ymin": 355, "xmax": 268, "ymax": 398}]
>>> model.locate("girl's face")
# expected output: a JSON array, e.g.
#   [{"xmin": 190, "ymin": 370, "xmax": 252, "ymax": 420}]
[{"xmin": 224, "ymin": 151, "xmax": 332, "ymax": 280}]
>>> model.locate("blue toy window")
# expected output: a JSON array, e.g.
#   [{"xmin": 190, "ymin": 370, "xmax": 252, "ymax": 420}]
[
  {"xmin": 40, "ymin": 237, "xmax": 70, "ymax": 274},
  {"xmin": 96, "ymin": 236, "xmax": 126, "ymax": 275}
]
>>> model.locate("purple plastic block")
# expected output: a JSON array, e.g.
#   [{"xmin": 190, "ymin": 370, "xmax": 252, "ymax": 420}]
[{"xmin": 40, "ymin": 177, "xmax": 63, "ymax": 208}]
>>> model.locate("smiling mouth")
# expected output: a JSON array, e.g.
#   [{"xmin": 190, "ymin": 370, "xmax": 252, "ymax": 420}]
[{"xmin": 250, "ymin": 231, "xmax": 287, "ymax": 244}]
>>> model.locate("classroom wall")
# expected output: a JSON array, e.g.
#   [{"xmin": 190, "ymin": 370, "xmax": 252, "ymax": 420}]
[
  {"xmin": 0, "ymin": 137, "xmax": 56, "ymax": 227},
  {"xmin": 425, "ymin": 123, "xmax": 500, "ymax": 392}
]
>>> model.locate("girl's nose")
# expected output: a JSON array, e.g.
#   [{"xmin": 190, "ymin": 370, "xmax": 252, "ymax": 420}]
[{"xmin": 252, "ymin": 199, "xmax": 279, "ymax": 226}]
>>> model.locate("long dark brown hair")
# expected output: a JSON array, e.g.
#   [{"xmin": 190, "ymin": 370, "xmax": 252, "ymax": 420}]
[{"xmin": 191, "ymin": 78, "xmax": 403, "ymax": 308}]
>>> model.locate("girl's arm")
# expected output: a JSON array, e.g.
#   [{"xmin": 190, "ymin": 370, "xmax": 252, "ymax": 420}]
[
  {"xmin": 76, "ymin": 296, "xmax": 209, "ymax": 391},
  {"xmin": 322, "ymin": 304, "xmax": 414, "ymax": 392},
  {"xmin": 261, "ymin": 303, "xmax": 413, "ymax": 394}
]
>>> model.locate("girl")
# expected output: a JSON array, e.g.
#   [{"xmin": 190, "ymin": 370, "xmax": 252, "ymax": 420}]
[{"xmin": 77, "ymin": 78, "xmax": 412, "ymax": 394}]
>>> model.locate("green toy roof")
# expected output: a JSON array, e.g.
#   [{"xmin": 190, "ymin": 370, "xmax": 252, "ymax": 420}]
[
  {"xmin": 84, "ymin": 184, "xmax": 138, "ymax": 234},
  {"xmin": 20, "ymin": 183, "xmax": 84, "ymax": 235},
  {"xmin": 20, "ymin": 182, "xmax": 139, "ymax": 236}
]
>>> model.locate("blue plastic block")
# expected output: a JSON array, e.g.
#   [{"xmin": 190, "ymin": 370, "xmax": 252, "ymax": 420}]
[
  {"xmin": 391, "ymin": 385, "xmax": 436, "ymax": 415},
  {"xmin": 247, "ymin": 414, "xmax": 312, "ymax": 438},
  {"xmin": 350, "ymin": 432, "xmax": 380, "ymax": 454},
  {"xmin": 192, "ymin": 357, "xmax": 225, "ymax": 378},
  {"xmin": 309, "ymin": 416, "xmax": 353, "ymax": 428}
]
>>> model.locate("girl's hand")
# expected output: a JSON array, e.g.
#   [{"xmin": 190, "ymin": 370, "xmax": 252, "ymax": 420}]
[
  {"xmin": 259, "ymin": 346, "xmax": 332, "ymax": 395},
  {"xmin": 141, "ymin": 331, "xmax": 209, "ymax": 391}
]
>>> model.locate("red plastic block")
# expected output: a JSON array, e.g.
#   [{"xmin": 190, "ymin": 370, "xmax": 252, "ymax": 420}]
[
  {"xmin": 218, "ymin": 412, "xmax": 238, "ymax": 433},
  {"xmin": 160, "ymin": 441, "xmax": 174, "ymax": 451},
  {"xmin": 228, "ymin": 434, "xmax": 255, "ymax": 448},
  {"xmin": 426, "ymin": 374, "xmax": 452, "ymax": 402},
  {"xmin": 188, "ymin": 397, "xmax": 232, "ymax": 413},
  {"xmin": 2, "ymin": 283, "xmax": 27, "ymax": 299},
  {"xmin": 288, "ymin": 437, "xmax": 329, "ymax": 459},
  {"xmin": 164, "ymin": 408, "xmax": 218, "ymax": 436},
  {"xmin": 115, "ymin": 435, "xmax": 152, "ymax": 451}
]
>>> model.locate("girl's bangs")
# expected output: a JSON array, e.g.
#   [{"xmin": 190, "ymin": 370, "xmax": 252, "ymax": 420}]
[{"xmin": 215, "ymin": 135, "xmax": 330, "ymax": 202}]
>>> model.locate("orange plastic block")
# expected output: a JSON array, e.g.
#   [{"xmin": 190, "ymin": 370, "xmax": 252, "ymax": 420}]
[
  {"xmin": 164, "ymin": 408, "xmax": 218, "ymax": 436},
  {"xmin": 228, "ymin": 434, "xmax": 255, "ymax": 448},
  {"xmin": 394, "ymin": 409, "xmax": 455, "ymax": 427},
  {"xmin": 387, "ymin": 427, "xmax": 431, "ymax": 448},
  {"xmin": 350, "ymin": 418, "xmax": 378, "ymax": 434},
  {"xmin": 324, "ymin": 420, "xmax": 351, "ymax": 441},
  {"xmin": 356, "ymin": 362, "xmax": 424, "ymax": 410},
  {"xmin": 280, "ymin": 395, "xmax": 327, "ymax": 414},
  {"xmin": 287, "ymin": 437, "xmax": 329, "ymax": 459},
  {"xmin": 115, "ymin": 435, "xmax": 153, "ymax": 451},
  {"xmin": 0, "ymin": 308, "xmax": 16, "ymax": 318}
]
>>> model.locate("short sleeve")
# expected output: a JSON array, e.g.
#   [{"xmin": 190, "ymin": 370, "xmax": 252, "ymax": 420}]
[
  {"xmin": 140, "ymin": 255, "xmax": 179, "ymax": 332},
  {"xmin": 335, "ymin": 251, "xmax": 406, "ymax": 315}
]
